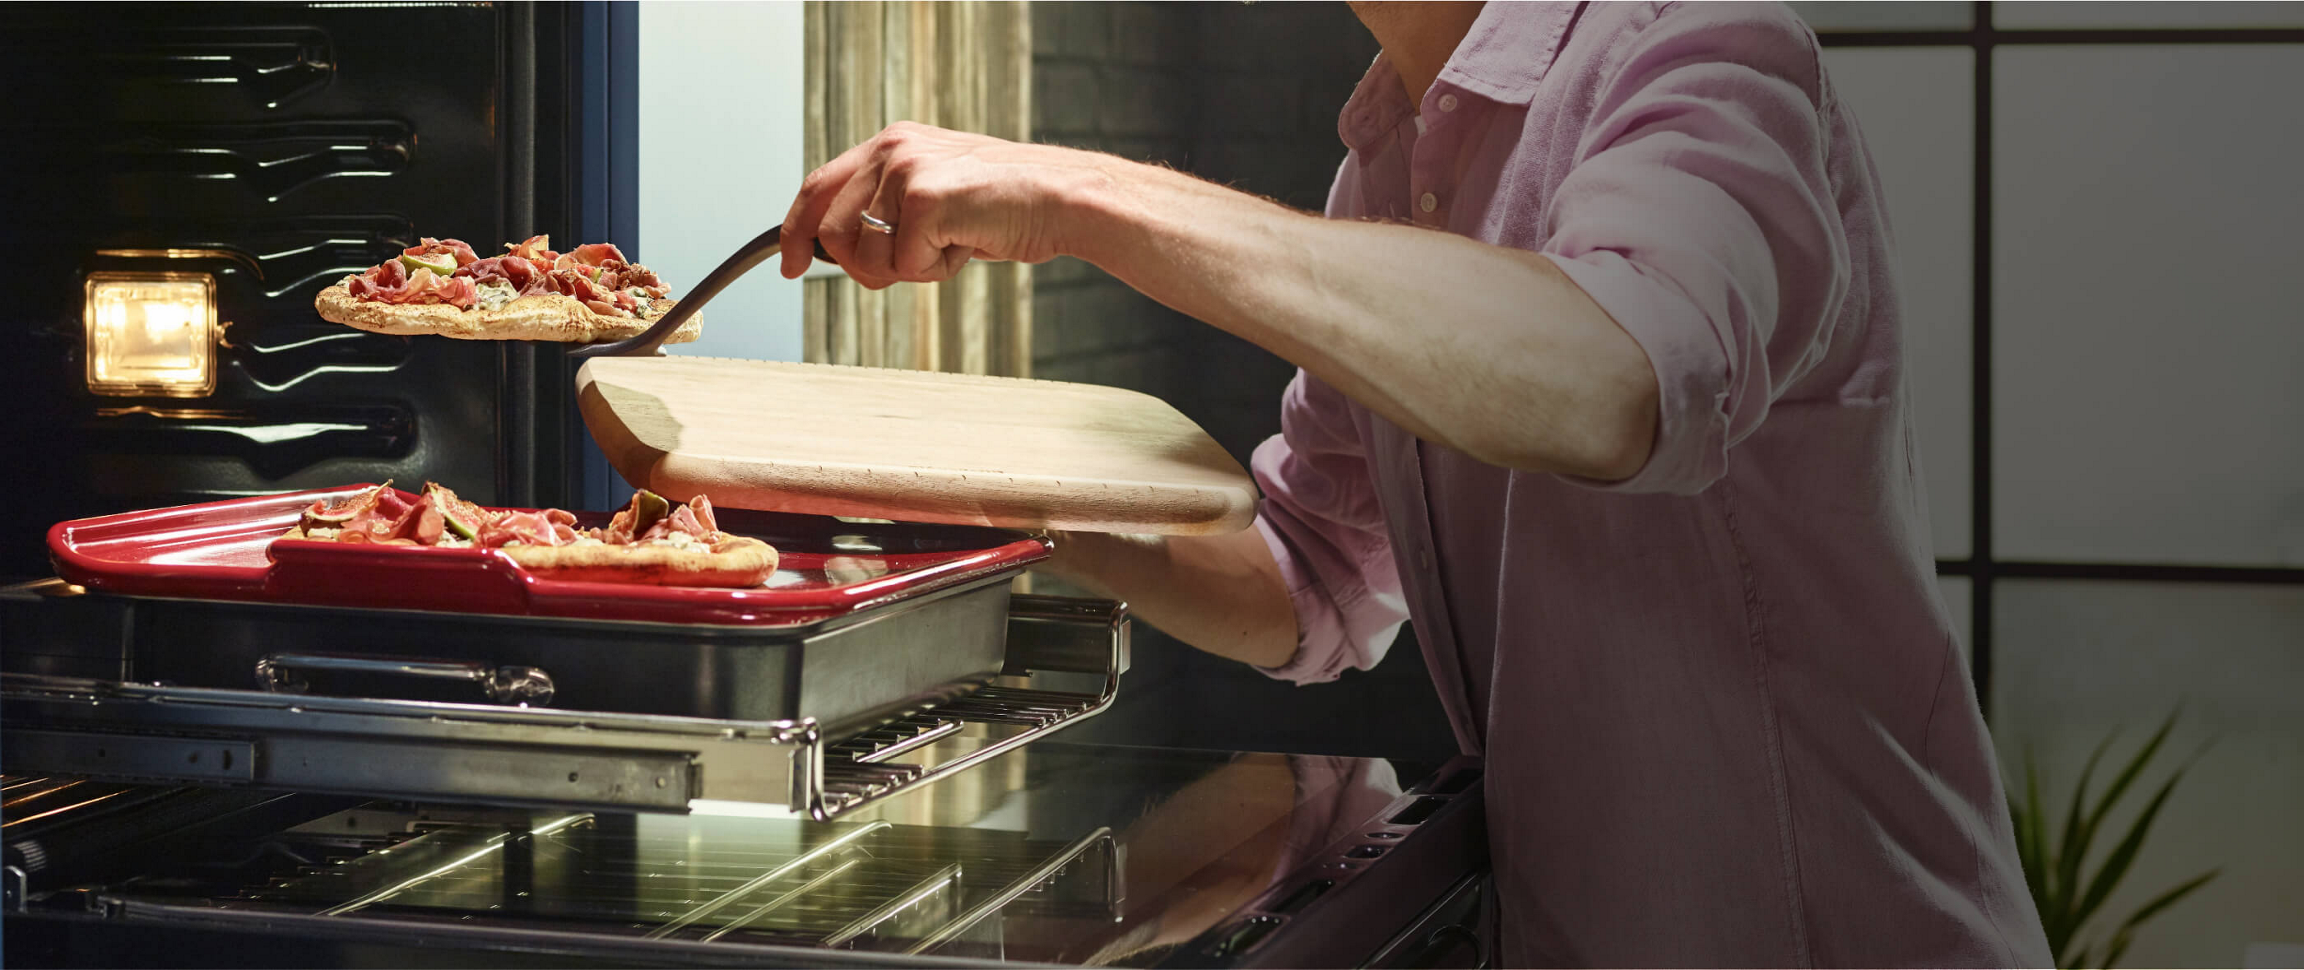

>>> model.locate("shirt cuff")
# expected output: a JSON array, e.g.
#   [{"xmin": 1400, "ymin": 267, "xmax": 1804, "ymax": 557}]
[
  {"xmin": 1250, "ymin": 514, "xmax": 1365, "ymax": 685},
  {"xmin": 1542, "ymin": 251, "xmax": 1732, "ymax": 495}
]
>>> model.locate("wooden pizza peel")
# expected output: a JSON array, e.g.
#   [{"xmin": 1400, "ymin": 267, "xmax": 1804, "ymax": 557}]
[
  {"xmin": 567, "ymin": 226, "xmax": 1256, "ymax": 535},
  {"xmin": 575, "ymin": 356, "xmax": 1256, "ymax": 534}
]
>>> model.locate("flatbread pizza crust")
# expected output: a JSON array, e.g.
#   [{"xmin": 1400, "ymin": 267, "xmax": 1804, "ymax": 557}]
[
  {"xmin": 500, "ymin": 535, "xmax": 778, "ymax": 587},
  {"xmin": 316, "ymin": 281, "xmax": 701, "ymax": 344},
  {"xmin": 277, "ymin": 527, "xmax": 776, "ymax": 588}
]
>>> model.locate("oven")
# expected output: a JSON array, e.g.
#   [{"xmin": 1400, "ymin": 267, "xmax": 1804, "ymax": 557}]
[
  {"xmin": 1, "ymin": 515, "xmax": 1489, "ymax": 966},
  {"xmin": 0, "ymin": 6, "xmax": 1490, "ymax": 967},
  {"xmin": 0, "ymin": 1, "xmax": 587, "ymax": 581}
]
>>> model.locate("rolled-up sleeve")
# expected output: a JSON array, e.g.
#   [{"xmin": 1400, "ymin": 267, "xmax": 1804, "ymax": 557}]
[
  {"xmin": 1542, "ymin": 5, "xmax": 1848, "ymax": 495},
  {"xmin": 1250, "ymin": 371, "xmax": 1410, "ymax": 685}
]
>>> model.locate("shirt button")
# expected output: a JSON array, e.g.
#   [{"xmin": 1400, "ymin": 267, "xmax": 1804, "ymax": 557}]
[
  {"xmin": 1438, "ymin": 94, "xmax": 1459, "ymax": 112},
  {"xmin": 1419, "ymin": 192, "xmax": 1438, "ymax": 213}
]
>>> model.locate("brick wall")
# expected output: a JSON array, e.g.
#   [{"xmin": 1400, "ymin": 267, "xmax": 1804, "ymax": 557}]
[{"xmin": 1028, "ymin": 2, "xmax": 1455, "ymax": 762}]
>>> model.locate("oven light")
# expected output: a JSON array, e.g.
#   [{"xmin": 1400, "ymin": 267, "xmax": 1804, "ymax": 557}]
[{"xmin": 85, "ymin": 271, "xmax": 219, "ymax": 397}]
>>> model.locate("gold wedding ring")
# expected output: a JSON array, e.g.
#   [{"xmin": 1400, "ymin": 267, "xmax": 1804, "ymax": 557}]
[{"xmin": 860, "ymin": 212, "xmax": 897, "ymax": 235}]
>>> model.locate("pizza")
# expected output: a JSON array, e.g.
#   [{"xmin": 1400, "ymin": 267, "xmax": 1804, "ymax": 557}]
[
  {"xmin": 314, "ymin": 235, "xmax": 701, "ymax": 344},
  {"xmin": 281, "ymin": 482, "xmax": 777, "ymax": 588}
]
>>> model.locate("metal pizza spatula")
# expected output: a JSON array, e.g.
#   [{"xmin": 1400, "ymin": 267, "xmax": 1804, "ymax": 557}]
[{"xmin": 569, "ymin": 225, "xmax": 831, "ymax": 359}]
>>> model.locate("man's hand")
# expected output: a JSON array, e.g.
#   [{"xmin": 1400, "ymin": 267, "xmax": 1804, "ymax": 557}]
[{"xmin": 778, "ymin": 122, "xmax": 1112, "ymax": 288}]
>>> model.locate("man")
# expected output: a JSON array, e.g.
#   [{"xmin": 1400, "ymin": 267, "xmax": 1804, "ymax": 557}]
[{"xmin": 780, "ymin": 2, "xmax": 2052, "ymax": 965}]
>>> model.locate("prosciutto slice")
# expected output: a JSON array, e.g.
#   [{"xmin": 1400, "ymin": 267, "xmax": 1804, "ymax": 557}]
[
  {"xmin": 687, "ymin": 495, "xmax": 720, "ymax": 534},
  {"xmin": 538, "ymin": 266, "xmax": 639, "ymax": 315},
  {"xmin": 345, "ymin": 258, "xmax": 406, "ymax": 299},
  {"xmin": 334, "ymin": 493, "xmax": 442, "ymax": 545},
  {"xmin": 562, "ymin": 242, "xmax": 628, "ymax": 267},
  {"xmin": 458, "ymin": 254, "xmax": 544, "ymax": 294},
  {"xmin": 403, "ymin": 237, "xmax": 480, "ymax": 268},
  {"xmin": 348, "ymin": 260, "xmax": 478, "ymax": 309},
  {"xmin": 478, "ymin": 510, "xmax": 580, "ymax": 548},
  {"xmin": 606, "ymin": 263, "xmax": 668, "ymax": 297},
  {"xmin": 507, "ymin": 234, "xmax": 560, "ymax": 264},
  {"xmin": 532, "ymin": 258, "xmax": 655, "ymax": 317},
  {"xmin": 431, "ymin": 275, "xmax": 480, "ymax": 310},
  {"xmin": 583, "ymin": 288, "xmax": 642, "ymax": 318}
]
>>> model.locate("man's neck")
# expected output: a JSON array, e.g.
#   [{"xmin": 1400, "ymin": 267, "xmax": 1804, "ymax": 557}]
[{"xmin": 1350, "ymin": 1, "xmax": 1487, "ymax": 108}]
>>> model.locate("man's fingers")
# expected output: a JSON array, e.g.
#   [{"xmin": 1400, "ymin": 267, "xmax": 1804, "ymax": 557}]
[
  {"xmin": 851, "ymin": 191, "xmax": 899, "ymax": 280},
  {"xmin": 814, "ymin": 152, "xmax": 886, "ymax": 269},
  {"xmin": 781, "ymin": 140, "xmax": 876, "ymax": 279},
  {"xmin": 940, "ymin": 245, "xmax": 976, "ymax": 280},
  {"xmin": 882, "ymin": 167, "xmax": 951, "ymax": 282}
]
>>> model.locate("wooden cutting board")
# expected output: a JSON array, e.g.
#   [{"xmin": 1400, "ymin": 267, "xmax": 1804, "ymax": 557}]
[{"xmin": 576, "ymin": 356, "xmax": 1259, "ymax": 535}]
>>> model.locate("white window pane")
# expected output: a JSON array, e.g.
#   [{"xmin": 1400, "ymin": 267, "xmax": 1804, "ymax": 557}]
[
  {"xmin": 1991, "ymin": 580, "xmax": 2304, "ymax": 967},
  {"xmin": 638, "ymin": 3, "xmax": 807, "ymax": 363},
  {"xmin": 1997, "ymin": 2, "xmax": 2304, "ymax": 29},
  {"xmin": 1791, "ymin": 2, "xmax": 1972, "ymax": 32},
  {"xmin": 1993, "ymin": 47, "xmax": 2304, "ymax": 566},
  {"xmin": 1825, "ymin": 48, "xmax": 1974, "ymax": 558}
]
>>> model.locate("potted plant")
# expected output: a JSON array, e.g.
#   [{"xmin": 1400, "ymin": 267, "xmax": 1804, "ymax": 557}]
[{"xmin": 2007, "ymin": 711, "xmax": 2218, "ymax": 969}]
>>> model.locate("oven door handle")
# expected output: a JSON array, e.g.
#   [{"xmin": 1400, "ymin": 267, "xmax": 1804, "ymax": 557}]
[{"xmin": 255, "ymin": 652, "xmax": 555, "ymax": 707}]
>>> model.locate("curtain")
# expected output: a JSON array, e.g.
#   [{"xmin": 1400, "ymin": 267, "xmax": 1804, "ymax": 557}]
[{"xmin": 802, "ymin": 1, "xmax": 1033, "ymax": 378}]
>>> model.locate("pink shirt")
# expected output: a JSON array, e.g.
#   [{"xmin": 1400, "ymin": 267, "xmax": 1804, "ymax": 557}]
[{"xmin": 1248, "ymin": 3, "xmax": 2053, "ymax": 965}]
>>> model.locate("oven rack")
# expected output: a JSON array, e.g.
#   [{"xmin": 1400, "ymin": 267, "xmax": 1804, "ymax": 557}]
[
  {"xmin": 0, "ymin": 595, "xmax": 1128, "ymax": 822},
  {"xmin": 201, "ymin": 812, "xmax": 1122, "ymax": 955}
]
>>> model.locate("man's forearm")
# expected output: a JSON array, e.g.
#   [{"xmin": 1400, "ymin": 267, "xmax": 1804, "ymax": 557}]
[
  {"xmin": 1042, "ymin": 528, "xmax": 1299, "ymax": 669},
  {"xmin": 1060, "ymin": 156, "xmax": 1659, "ymax": 481}
]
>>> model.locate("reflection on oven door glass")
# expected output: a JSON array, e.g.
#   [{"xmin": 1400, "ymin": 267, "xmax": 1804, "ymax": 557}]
[{"xmin": 90, "ymin": 744, "xmax": 1417, "ymax": 964}]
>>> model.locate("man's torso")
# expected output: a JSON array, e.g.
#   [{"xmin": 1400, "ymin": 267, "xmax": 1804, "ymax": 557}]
[{"xmin": 1313, "ymin": 3, "xmax": 2049, "ymax": 965}]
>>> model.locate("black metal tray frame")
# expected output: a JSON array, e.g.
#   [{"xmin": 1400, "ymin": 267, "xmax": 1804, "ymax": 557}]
[{"xmin": 0, "ymin": 595, "xmax": 1128, "ymax": 821}]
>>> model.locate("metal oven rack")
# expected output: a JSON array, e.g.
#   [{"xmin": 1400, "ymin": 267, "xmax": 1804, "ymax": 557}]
[
  {"xmin": 0, "ymin": 595, "xmax": 1128, "ymax": 822},
  {"xmin": 4, "ymin": 790, "xmax": 1124, "ymax": 962},
  {"xmin": 135, "ymin": 812, "xmax": 1118, "ymax": 957}
]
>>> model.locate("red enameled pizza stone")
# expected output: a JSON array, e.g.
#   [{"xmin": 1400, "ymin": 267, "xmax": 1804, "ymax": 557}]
[{"xmin": 47, "ymin": 486, "xmax": 1050, "ymax": 626}]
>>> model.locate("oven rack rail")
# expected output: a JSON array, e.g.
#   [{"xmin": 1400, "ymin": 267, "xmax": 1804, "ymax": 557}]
[{"xmin": 0, "ymin": 595, "xmax": 1128, "ymax": 822}]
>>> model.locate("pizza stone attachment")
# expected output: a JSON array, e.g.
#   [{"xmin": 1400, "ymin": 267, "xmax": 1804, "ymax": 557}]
[{"xmin": 569, "ymin": 225, "xmax": 837, "ymax": 360}]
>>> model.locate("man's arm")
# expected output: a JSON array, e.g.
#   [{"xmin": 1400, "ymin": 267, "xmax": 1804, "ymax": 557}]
[
  {"xmin": 1063, "ymin": 160, "xmax": 1659, "ymax": 482},
  {"xmin": 779, "ymin": 126, "xmax": 1660, "ymax": 482},
  {"xmin": 1040, "ymin": 528, "xmax": 1297, "ymax": 669}
]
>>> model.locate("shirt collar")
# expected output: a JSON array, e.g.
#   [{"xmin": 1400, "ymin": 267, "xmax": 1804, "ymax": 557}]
[{"xmin": 1337, "ymin": 2, "xmax": 1585, "ymax": 152}]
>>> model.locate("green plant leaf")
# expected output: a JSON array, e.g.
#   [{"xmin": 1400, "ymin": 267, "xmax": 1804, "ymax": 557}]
[
  {"xmin": 2109, "ymin": 869, "xmax": 2217, "ymax": 940},
  {"xmin": 2062, "ymin": 713, "xmax": 2178, "ymax": 943},
  {"xmin": 2091, "ymin": 869, "xmax": 2214, "ymax": 970},
  {"xmin": 2055, "ymin": 731, "xmax": 2120, "ymax": 926},
  {"xmin": 2010, "ymin": 712, "xmax": 2212, "ymax": 969},
  {"xmin": 2063, "ymin": 941, "xmax": 2093, "ymax": 970},
  {"xmin": 2019, "ymin": 748, "xmax": 2063, "ymax": 950},
  {"xmin": 2012, "ymin": 792, "xmax": 2044, "ymax": 908},
  {"xmin": 2083, "ymin": 712, "xmax": 2177, "ymax": 849},
  {"xmin": 2071, "ymin": 767, "xmax": 2188, "ymax": 935}
]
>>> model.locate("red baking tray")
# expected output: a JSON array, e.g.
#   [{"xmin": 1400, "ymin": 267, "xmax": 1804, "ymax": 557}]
[{"xmin": 47, "ymin": 486, "xmax": 1051, "ymax": 626}]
